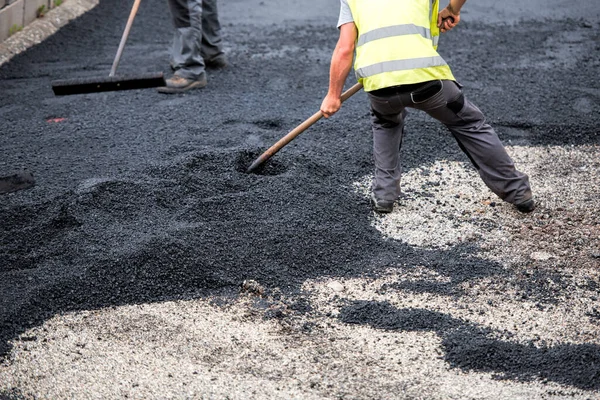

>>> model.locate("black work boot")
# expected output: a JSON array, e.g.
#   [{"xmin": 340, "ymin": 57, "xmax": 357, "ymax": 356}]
[
  {"xmin": 370, "ymin": 193, "xmax": 394, "ymax": 213},
  {"xmin": 515, "ymin": 198, "xmax": 536, "ymax": 213},
  {"xmin": 157, "ymin": 75, "xmax": 207, "ymax": 94},
  {"xmin": 205, "ymin": 54, "xmax": 227, "ymax": 69}
]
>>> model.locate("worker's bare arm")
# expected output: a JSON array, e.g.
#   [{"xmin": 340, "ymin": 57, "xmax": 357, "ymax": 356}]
[
  {"xmin": 448, "ymin": 0, "xmax": 467, "ymax": 14},
  {"xmin": 320, "ymin": 22, "xmax": 357, "ymax": 118}
]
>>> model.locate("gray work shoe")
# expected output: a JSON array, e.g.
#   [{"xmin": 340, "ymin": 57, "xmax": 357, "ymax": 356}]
[
  {"xmin": 205, "ymin": 54, "xmax": 227, "ymax": 69},
  {"xmin": 370, "ymin": 193, "xmax": 394, "ymax": 213},
  {"xmin": 515, "ymin": 198, "xmax": 536, "ymax": 213},
  {"xmin": 157, "ymin": 75, "xmax": 207, "ymax": 94}
]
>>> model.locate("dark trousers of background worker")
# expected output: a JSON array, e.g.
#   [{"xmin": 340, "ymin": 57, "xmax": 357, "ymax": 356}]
[
  {"xmin": 167, "ymin": 0, "xmax": 223, "ymax": 80},
  {"xmin": 367, "ymin": 79, "xmax": 532, "ymax": 204}
]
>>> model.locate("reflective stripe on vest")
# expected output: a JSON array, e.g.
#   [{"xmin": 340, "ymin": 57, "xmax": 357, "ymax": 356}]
[
  {"xmin": 355, "ymin": 56, "xmax": 448, "ymax": 79},
  {"xmin": 356, "ymin": 23, "xmax": 441, "ymax": 49},
  {"xmin": 348, "ymin": 0, "xmax": 454, "ymax": 92},
  {"xmin": 357, "ymin": 24, "xmax": 431, "ymax": 47}
]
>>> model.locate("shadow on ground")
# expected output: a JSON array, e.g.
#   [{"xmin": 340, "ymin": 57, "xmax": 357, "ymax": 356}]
[{"xmin": 340, "ymin": 301, "xmax": 600, "ymax": 390}]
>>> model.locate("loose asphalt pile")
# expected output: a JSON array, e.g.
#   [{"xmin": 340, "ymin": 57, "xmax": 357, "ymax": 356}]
[{"xmin": 0, "ymin": 0, "xmax": 599, "ymax": 398}]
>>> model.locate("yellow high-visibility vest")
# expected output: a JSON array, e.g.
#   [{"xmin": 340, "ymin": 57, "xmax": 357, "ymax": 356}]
[{"xmin": 347, "ymin": 0, "xmax": 455, "ymax": 92}]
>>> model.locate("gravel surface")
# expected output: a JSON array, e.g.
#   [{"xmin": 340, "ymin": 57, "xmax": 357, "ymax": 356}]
[{"xmin": 0, "ymin": 0, "xmax": 599, "ymax": 398}]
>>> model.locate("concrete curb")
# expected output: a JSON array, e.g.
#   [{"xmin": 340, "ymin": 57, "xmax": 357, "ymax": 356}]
[{"xmin": 0, "ymin": 0, "xmax": 98, "ymax": 67}]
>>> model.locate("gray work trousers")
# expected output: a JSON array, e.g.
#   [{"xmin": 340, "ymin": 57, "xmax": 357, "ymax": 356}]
[
  {"xmin": 367, "ymin": 80, "xmax": 532, "ymax": 204},
  {"xmin": 167, "ymin": 0, "xmax": 223, "ymax": 80}
]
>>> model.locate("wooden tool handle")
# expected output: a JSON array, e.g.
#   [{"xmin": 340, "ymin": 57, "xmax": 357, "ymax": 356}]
[
  {"xmin": 246, "ymin": 82, "xmax": 364, "ymax": 173},
  {"xmin": 110, "ymin": 0, "xmax": 142, "ymax": 77}
]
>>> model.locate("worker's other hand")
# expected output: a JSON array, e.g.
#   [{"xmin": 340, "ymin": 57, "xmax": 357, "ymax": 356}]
[
  {"xmin": 438, "ymin": 6, "xmax": 460, "ymax": 33},
  {"xmin": 320, "ymin": 95, "xmax": 342, "ymax": 118}
]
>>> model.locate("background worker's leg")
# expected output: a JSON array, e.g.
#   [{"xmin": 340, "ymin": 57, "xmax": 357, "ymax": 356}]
[
  {"xmin": 424, "ymin": 81, "xmax": 532, "ymax": 204},
  {"xmin": 200, "ymin": 0, "xmax": 224, "ymax": 62},
  {"xmin": 369, "ymin": 104, "xmax": 406, "ymax": 202},
  {"xmin": 168, "ymin": 0, "xmax": 206, "ymax": 80}
]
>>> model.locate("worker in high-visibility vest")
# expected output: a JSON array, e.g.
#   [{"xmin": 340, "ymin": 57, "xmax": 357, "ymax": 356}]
[{"xmin": 321, "ymin": 0, "xmax": 535, "ymax": 214}]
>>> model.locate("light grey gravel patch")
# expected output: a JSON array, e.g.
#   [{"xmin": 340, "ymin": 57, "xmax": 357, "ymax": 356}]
[
  {"xmin": 348, "ymin": 142, "xmax": 599, "ymax": 392},
  {"xmin": 353, "ymin": 159, "xmax": 506, "ymax": 249},
  {"xmin": 326, "ymin": 281, "xmax": 344, "ymax": 292},
  {"xmin": 529, "ymin": 252, "xmax": 556, "ymax": 261},
  {"xmin": 356, "ymin": 145, "xmax": 600, "ymax": 269},
  {"xmin": 2, "ymin": 295, "xmax": 597, "ymax": 400}
]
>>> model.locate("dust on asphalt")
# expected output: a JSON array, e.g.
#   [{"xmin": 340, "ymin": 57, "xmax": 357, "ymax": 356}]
[{"xmin": 0, "ymin": 0, "xmax": 599, "ymax": 398}]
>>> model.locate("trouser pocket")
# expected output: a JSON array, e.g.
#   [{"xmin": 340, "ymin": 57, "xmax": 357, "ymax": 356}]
[{"xmin": 411, "ymin": 80, "xmax": 443, "ymax": 104}]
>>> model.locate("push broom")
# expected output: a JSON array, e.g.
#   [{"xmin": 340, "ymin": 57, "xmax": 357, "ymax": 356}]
[{"xmin": 51, "ymin": 0, "xmax": 165, "ymax": 96}]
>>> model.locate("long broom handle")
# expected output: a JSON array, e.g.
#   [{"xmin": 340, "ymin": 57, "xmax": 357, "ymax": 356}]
[
  {"xmin": 246, "ymin": 82, "xmax": 364, "ymax": 173},
  {"xmin": 109, "ymin": 0, "xmax": 142, "ymax": 77}
]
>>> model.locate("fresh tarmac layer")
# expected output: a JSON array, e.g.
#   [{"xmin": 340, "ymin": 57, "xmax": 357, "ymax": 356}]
[{"xmin": 1, "ymin": 0, "xmax": 599, "ymax": 398}]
